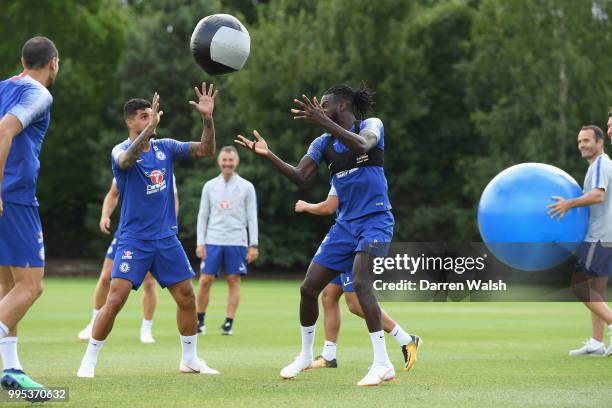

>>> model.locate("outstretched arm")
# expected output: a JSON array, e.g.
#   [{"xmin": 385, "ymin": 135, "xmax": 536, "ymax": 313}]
[
  {"xmin": 116, "ymin": 93, "xmax": 162, "ymax": 170},
  {"xmin": 547, "ymin": 189, "xmax": 605, "ymax": 220},
  {"xmin": 292, "ymin": 95, "xmax": 378, "ymax": 155},
  {"xmin": 0, "ymin": 114, "xmax": 23, "ymax": 216},
  {"xmin": 188, "ymin": 82, "xmax": 217, "ymax": 158},
  {"xmin": 295, "ymin": 195, "xmax": 339, "ymax": 216},
  {"xmin": 235, "ymin": 130, "xmax": 318, "ymax": 185}
]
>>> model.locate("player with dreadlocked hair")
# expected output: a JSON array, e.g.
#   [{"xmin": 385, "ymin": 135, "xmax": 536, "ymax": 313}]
[
  {"xmin": 235, "ymin": 83, "xmax": 421, "ymax": 386},
  {"xmin": 322, "ymin": 84, "xmax": 375, "ymax": 120}
]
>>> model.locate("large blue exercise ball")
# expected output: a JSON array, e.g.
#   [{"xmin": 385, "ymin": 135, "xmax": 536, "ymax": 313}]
[{"xmin": 478, "ymin": 163, "xmax": 589, "ymax": 271}]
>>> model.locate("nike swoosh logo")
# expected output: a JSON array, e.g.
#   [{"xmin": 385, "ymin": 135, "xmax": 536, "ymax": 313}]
[
  {"xmin": 182, "ymin": 363, "xmax": 199, "ymax": 372},
  {"xmin": 343, "ymin": 282, "xmax": 352, "ymax": 286},
  {"xmin": 185, "ymin": 341, "xmax": 192, "ymax": 344}
]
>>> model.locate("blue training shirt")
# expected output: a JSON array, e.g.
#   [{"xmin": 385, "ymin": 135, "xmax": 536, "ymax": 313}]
[
  {"xmin": 306, "ymin": 118, "xmax": 392, "ymax": 221},
  {"xmin": 0, "ymin": 72, "xmax": 53, "ymax": 206},
  {"xmin": 111, "ymin": 138, "xmax": 190, "ymax": 240}
]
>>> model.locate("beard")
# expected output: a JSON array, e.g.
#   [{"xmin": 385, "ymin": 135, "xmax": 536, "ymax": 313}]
[
  {"xmin": 329, "ymin": 109, "xmax": 340, "ymax": 124},
  {"xmin": 46, "ymin": 77, "xmax": 55, "ymax": 89}
]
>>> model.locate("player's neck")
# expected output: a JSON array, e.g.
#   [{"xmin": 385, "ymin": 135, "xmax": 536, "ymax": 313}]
[
  {"xmin": 222, "ymin": 172, "xmax": 235, "ymax": 182},
  {"xmin": 23, "ymin": 69, "xmax": 50, "ymax": 88},
  {"xmin": 589, "ymin": 151, "xmax": 604, "ymax": 164},
  {"xmin": 338, "ymin": 114, "xmax": 356, "ymax": 130}
]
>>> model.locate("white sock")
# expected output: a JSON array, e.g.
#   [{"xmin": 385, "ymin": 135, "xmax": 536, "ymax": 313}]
[
  {"xmin": 321, "ymin": 340, "xmax": 337, "ymax": 361},
  {"xmin": 141, "ymin": 319, "xmax": 153, "ymax": 330},
  {"xmin": 300, "ymin": 325, "xmax": 316, "ymax": 361},
  {"xmin": 588, "ymin": 337, "xmax": 604, "ymax": 349},
  {"xmin": 369, "ymin": 330, "xmax": 391, "ymax": 366},
  {"xmin": 389, "ymin": 324, "xmax": 411, "ymax": 346},
  {"xmin": 180, "ymin": 335, "xmax": 197, "ymax": 363},
  {"xmin": 83, "ymin": 338, "xmax": 105, "ymax": 366},
  {"xmin": 0, "ymin": 337, "xmax": 22, "ymax": 371},
  {"xmin": 0, "ymin": 322, "xmax": 8, "ymax": 340},
  {"xmin": 608, "ymin": 323, "xmax": 612, "ymax": 332}
]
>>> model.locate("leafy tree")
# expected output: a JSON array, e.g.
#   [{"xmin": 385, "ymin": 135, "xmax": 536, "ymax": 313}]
[{"xmin": 0, "ymin": 0, "xmax": 128, "ymax": 257}]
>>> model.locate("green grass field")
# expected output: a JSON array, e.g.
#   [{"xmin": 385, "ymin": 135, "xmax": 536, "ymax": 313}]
[{"xmin": 3, "ymin": 278, "xmax": 611, "ymax": 407}]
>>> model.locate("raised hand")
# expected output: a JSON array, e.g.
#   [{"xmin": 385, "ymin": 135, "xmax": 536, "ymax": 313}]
[
  {"xmin": 149, "ymin": 92, "xmax": 163, "ymax": 131},
  {"xmin": 235, "ymin": 130, "xmax": 270, "ymax": 157},
  {"xmin": 291, "ymin": 95, "xmax": 329, "ymax": 126},
  {"xmin": 189, "ymin": 82, "xmax": 218, "ymax": 118}
]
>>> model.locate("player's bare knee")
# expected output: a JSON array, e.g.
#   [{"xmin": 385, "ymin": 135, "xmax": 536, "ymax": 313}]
[
  {"xmin": 177, "ymin": 292, "xmax": 196, "ymax": 310},
  {"xmin": 199, "ymin": 275, "xmax": 213, "ymax": 289},
  {"xmin": 105, "ymin": 293, "xmax": 127, "ymax": 314},
  {"xmin": 300, "ymin": 283, "xmax": 318, "ymax": 300},
  {"xmin": 143, "ymin": 279, "xmax": 156, "ymax": 293},
  {"xmin": 26, "ymin": 280, "xmax": 44, "ymax": 303},
  {"xmin": 227, "ymin": 276, "xmax": 240, "ymax": 288},
  {"xmin": 322, "ymin": 291, "xmax": 333, "ymax": 307},
  {"xmin": 346, "ymin": 298, "xmax": 361, "ymax": 315}
]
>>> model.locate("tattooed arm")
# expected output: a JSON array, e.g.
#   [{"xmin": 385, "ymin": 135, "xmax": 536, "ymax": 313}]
[
  {"xmin": 189, "ymin": 116, "xmax": 215, "ymax": 158},
  {"xmin": 189, "ymin": 82, "xmax": 218, "ymax": 158}
]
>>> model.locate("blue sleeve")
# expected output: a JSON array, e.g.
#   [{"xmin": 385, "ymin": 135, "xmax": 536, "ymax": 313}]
[
  {"xmin": 111, "ymin": 144, "xmax": 126, "ymax": 172},
  {"xmin": 8, "ymin": 85, "xmax": 52, "ymax": 129},
  {"xmin": 160, "ymin": 138, "xmax": 191, "ymax": 161},
  {"xmin": 361, "ymin": 118, "xmax": 384, "ymax": 148},
  {"xmin": 305, "ymin": 135, "xmax": 329, "ymax": 165}
]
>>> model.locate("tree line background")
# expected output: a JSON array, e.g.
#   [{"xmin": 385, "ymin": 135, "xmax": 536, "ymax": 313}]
[{"xmin": 1, "ymin": 0, "xmax": 612, "ymax": 270}]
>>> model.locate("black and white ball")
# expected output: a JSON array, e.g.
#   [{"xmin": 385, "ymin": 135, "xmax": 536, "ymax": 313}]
[{"xmin": 190, "ymin": 14, "xmax": 250, "ymax": 75}]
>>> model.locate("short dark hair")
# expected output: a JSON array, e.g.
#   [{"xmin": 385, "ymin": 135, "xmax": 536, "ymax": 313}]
[
  {"xmin": 581, "ymin": 125, "xmax": 605, "ymax": 141},
  {"xmin": 123, "ymin": 98, "xmax": 151, "ymax": 119},
  {"xmin": 22, "ymin": 36, "xmax": 58, "ymax": 69},
  {"xmin": 323, "ymin": 83, "xmax": 375, "ymax": 119}
]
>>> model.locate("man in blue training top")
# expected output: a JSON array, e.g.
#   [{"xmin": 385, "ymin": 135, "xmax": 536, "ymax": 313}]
[
  {"xmin": 0, "ymin": 36, "xmax": 59, "ymax": 395},
  {"xmin": 295, "ymin": 186, "xmax": 418, "ymax": 371},
  {"xmin": 236, "ymin": 84, "xmax": 420, "ymax": 386},
  {"xmin": 77, "ymin": 83, "xmax": 219, "ymax": 378}
]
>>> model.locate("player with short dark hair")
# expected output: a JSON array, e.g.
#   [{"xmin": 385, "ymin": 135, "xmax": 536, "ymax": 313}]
[
  {"xmin": 0, "ymin": 36, "xmax": 59, "ymax": 395},
  {"xmin": 549, "ymin": 125, "xmax": 612, "ymax": 356},
  {"xmin": 236, "ymin": 83, "xmax": 420, "ymax": 386},
  {"xmin": 77, "ymin": 83, "xmax": 219, "ymax": 378}
]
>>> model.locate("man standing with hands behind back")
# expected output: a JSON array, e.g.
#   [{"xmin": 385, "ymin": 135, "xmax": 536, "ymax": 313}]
[{"xmin": 196, "ymin": 146, "xmax": 259, "ymax": 336}]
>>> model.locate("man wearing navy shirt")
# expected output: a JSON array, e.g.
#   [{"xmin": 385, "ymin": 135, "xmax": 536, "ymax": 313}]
[
  {"xmin": 77, "ymin": 83, "xmax": 219, "ymax": 378},
  {"xmin": 0, "ymin": 36, "xmax": 59, "ymax": 393},
  {"xmin": 236, "ymin": 84, "xmax": 420, "ymax": 386}
]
